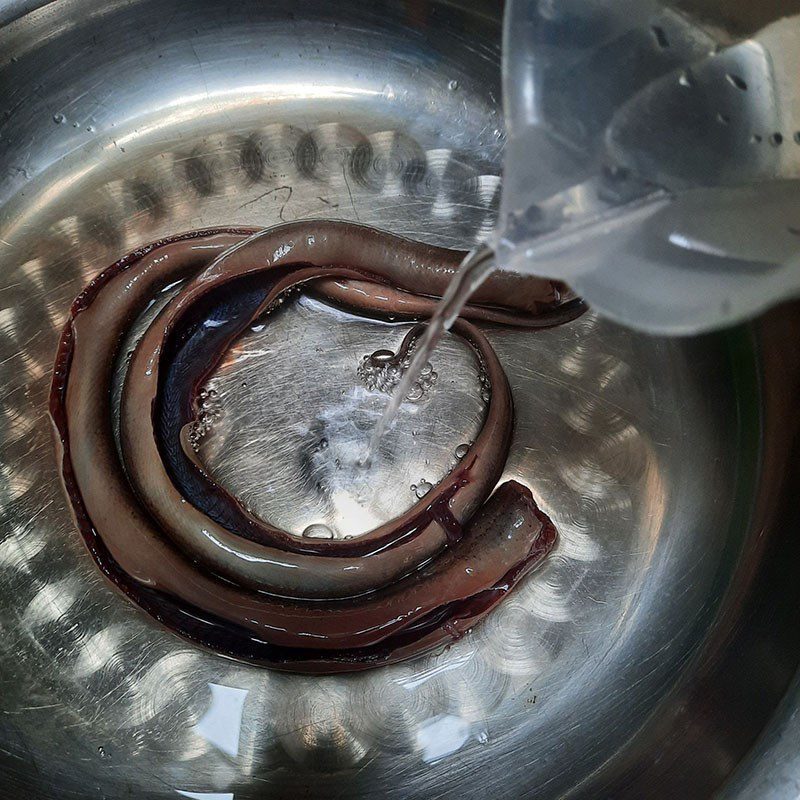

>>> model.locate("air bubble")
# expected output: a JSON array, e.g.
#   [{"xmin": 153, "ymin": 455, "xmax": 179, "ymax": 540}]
[
  {"xmin": 302, "ymin": 523, "xmax": 334, "ymax": 539},
  {"xmin": 455, "ymin": 443, "xmax": 470, "ymax": 459},
  {"xmin": 448, "ymin": 79, "xmax": 459, "ymax": 91},
  {"xmin": 412, "ymin": 480, "xmax": 433, "ymax": 499},
  {"xmin": 406, "ymin": 385, "xmax": 424, "ymax": 402},
  {"xmin": 52, "ymin": 113, "xmax": 65, "ymax": 124}
]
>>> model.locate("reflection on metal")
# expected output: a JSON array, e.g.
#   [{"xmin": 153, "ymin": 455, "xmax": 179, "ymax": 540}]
[
  {"xmin": 415, "ymin": 713, "xmax": 487, "ymax": 763},
  {"xmin": 194, "ymin": 684, "xmax": 249, "ymax": 759}
]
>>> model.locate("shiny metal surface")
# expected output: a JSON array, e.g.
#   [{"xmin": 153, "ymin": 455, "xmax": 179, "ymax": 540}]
[
  {"xmin": 0, "ymin": 1, "xmax": 799, "ymax": 798},
  {"xmin": 197, "ymin": 300, "xmax": 487, "ymax": 538}
]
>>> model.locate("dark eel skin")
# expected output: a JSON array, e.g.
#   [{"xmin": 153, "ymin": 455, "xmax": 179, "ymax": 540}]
[{"xmin": 50, "ymin": 221, "xmax": 583, "ymax": 673}]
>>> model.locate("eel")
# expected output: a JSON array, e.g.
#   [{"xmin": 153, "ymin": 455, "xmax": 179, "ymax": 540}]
[{"xmin": 50, "ymin": 221, "xmax": 581, "ymax": 673}]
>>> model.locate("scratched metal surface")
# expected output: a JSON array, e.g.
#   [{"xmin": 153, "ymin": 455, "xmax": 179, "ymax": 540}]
[{"xmin": 0, "ymin": 1, "xmax": 799, "ymax": 799}]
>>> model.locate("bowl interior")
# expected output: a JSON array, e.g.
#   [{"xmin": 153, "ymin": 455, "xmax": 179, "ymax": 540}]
[{"xmin": 1, "ymin": 1, "xmax": 799, "ymax": 798}]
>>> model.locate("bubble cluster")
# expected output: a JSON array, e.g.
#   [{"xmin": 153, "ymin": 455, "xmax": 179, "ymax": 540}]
[
  {"xmin": 357, "ymin": 344, "xmax": 437, "ymax": 401},
  {"xmin": 478, "ymin": 370, "xmax": 492, "ymax": 404},
  {"xmin": 411, "ymin": 480, "xmax": 433, "ymax": 499},
  {"xmin": 186, "ymin": 386, "xmax": 222, "ymax": 450}
]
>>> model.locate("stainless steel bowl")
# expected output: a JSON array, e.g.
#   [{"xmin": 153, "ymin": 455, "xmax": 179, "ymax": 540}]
[{"xmin": 1, "ymin": 1, "xmax": 799, "ymax": 798}]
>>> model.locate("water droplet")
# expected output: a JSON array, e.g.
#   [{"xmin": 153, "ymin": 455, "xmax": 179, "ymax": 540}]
[
  {"xmin": 465, "ymin": 567, "xmax": 474, "ymax": 575},
  {"xmin": 455, "ymin": 443, "xmax": 470, "ymax": 459},
  {"xmin": 302, "ymin": 523, "xmax": 334, "ymax": 539},
  {"xmin": 513, "ymin": 516, "xmax": 525, "ymax": 529},
  {"xmin": 493, "ymin": 128, "xmax": 503, "ymax": 139},
  {"xmin": 241, "ymin": 381, "xmax": 248, "ymax": 389},
  {"xmin": 97, "ymin": 746, "xmax": 107, "ymax": 758},
  {"xmin": 52, "ymin": 113, "xmax": 65, "ymax": 124},
  {"xmin": 319, "ymin": 438, "xmax": 329, "ymax": 450},
  {"xmin": 476, "ymin": 729, "xmax": 489, "ymax": 744},
  {"xmin": 448, "ymin": 79, "xmax": 459, "ymax": 91},
  {"xmin": 413, "ymin": 480, "xmax": 433, "ymax": 499},
  {"xmin": 678, "ymin": 71, "xmax": 694, "ymax": 88},
  {"xmin": 86, "ymin": 125, "xmax": 95, "ymax": 132}
]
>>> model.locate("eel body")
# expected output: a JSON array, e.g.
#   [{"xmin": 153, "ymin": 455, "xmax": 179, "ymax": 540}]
[{"xmin": 50, "ymin": 222, "xmax": 579, "ymax": 673}]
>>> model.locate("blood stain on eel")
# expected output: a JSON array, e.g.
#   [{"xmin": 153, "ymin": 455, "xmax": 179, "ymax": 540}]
[{"xmin": 49, "ymin": 221, "xmax": 584, "ymax": 674}]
